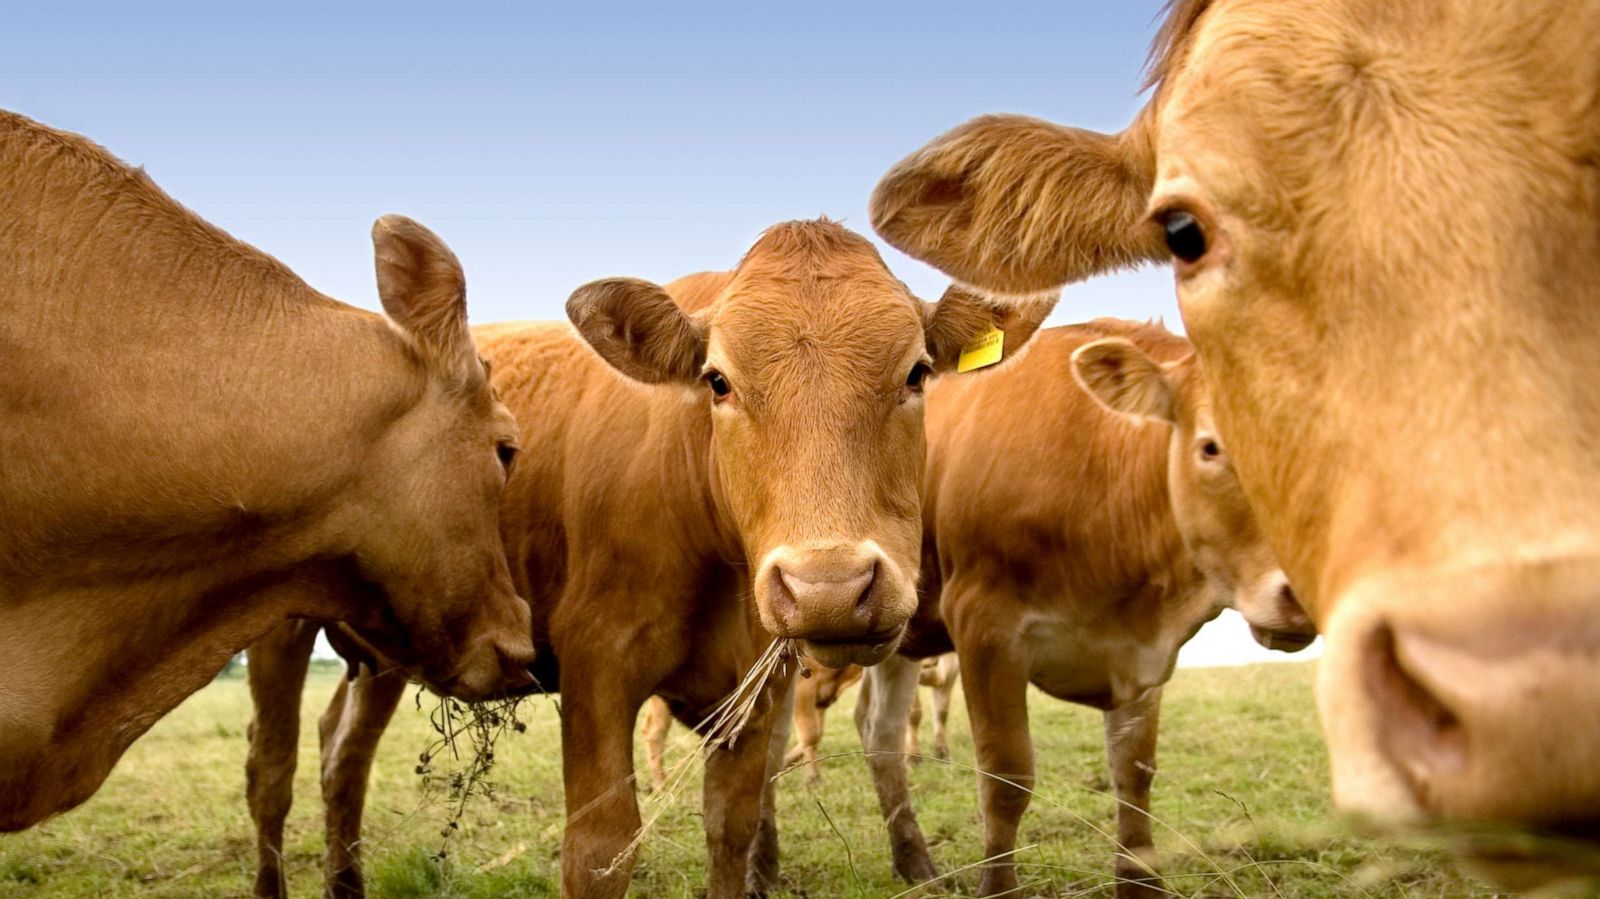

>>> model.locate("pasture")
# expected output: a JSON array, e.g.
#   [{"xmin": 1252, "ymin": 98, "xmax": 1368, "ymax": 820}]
[{"xmin": 0, "ymin": 662, "xmax": 1504, "ymax": 898}]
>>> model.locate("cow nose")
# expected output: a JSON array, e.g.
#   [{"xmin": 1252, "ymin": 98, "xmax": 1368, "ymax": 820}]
[
  {"xmin": 753, "ymin": 542, "xmax": 917, "ymax": 667},
  {"xmin": 1322, "ymin": 562, "xmax": 1600, "ymax": 841},
  {"xmin": 771, "ymin": 558, "xmax": 877, "ymax": 635}
]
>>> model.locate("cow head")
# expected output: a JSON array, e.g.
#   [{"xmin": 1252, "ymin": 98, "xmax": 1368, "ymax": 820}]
[
  {"xmin": 567, "ymin": 220, "xmax": 1048, "ymax": 667},
  {"xmin": 1073, "ymin": 337, "xmax": 1315, "ymax": 651},
  {"xmin": 871, "ymin": 0, "xmax": 1600, "ymax": 873},
  {"xmin": 331, "ymin": 216, "xmax": 534, "ymax": 701}
]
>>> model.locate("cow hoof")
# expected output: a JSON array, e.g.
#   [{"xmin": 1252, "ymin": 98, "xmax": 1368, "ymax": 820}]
[
  {"xmin": 891, "ymin": 846, "xmax": 938, "ymax": 884},
  {"xmin": 976, "ymin": 866, "xmax": 1017, "ymax": 897},
  {"xmin": 252, "ymin": 867, "xmax": 286, "ymax": 899},
  {"xmin": 1114, "ymin": 854, "xmax": 1163, "ymax": 899},
  {"xmin": 745, "ymin": 819, "xmax": 781, "ymax": 896}
]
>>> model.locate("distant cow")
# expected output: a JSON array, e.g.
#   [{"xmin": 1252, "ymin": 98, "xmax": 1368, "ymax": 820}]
[
  {"xmin": 903, "ymin": 654, "xmax": 959, "ymax": 762},
  {"xmin": 0, "ymin": 109, "xmax": 534, "ymax": 832},
  {"xmin": 869, "ymin": 1, "xmax": 1600, "ymax": 881},
  {"xmin": 642, "ymin": 657, "xmax": 867, "ymax": 792},
  {"xmin": 782, "ymin": 661, "xmax": 864, "ymax": 786},
  {"xmin": 243, "ymin": 220, "xmax": 1053, "ymax": 898},
  {"xmin": 775, "ymin": 653, "xmax": 955, "ymax": 791},
  {"xmin": 820, "ymin": 320, "xmax": 1315, "ymax": 897}
]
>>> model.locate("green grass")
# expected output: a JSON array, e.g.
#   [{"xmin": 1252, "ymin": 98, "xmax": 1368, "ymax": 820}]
[{"xmin": 0, "ymin": 662, "xmax": 1513, "ymax": 897}]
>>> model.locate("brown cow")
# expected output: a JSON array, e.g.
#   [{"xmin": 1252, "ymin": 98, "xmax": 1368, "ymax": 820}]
[
  {"xmin": 777, "ymin": 654, "xmax": 953, "ymax": 791},
  {"xmin": 640, "ymin": 694, "xmax": 676, "ymax": 794},
  {"xmin": 242, "ymin": 220, "xmax": 1052, "ymax": 898},
  {"xmin": 0, "ymin": 109, "xmax": 534, "ymax": 832},
  {"xmin": 782, "ymin": 661, "xmax": 864, "ymax": 786},
  {"xmin": 904, "ymin": 653, "xmax": 959, "ymax": 762},
  {"xmin": 817, "ymin": 320, "xmax": 1314, "ymax": 897},
  {"xmin": 642, "ymin": 659, "xmax": 864, "ymax": 792},
  {"xmin": 870, "ymin": 0, "xmax": 1600, "ymax": 881}
]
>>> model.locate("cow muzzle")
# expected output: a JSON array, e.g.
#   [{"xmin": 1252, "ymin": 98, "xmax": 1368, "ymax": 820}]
[
  {"xmin": 1241, "ymin": 575, "xmax": 1318, "ymax": 652},
  {"xmin": 1318, "ymin": 556, "xmax": 1600, "ymax": 883},
  {"xmin": 754, "ymin": 541, "xmax": 915, "ymax": 667}
]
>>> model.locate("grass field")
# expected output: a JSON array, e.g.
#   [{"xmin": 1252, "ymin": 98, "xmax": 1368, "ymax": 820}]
[{"xmin": 0, "ymin": 661, "xmax": 1517, "ymax": 898}]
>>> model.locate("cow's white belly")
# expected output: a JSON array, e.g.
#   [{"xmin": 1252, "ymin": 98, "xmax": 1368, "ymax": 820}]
[{"xmin": 1019, "ymin": 608, "xmax": 1181, "ymax": 708}]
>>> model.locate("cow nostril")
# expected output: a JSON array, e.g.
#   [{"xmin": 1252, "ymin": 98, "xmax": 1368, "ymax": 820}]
[
  {"xmin": 768, "ymin": 567, "xmax": 802, "ymax": 627},
  {"xmin": 1366, "ymin": 623, "xmax": 1467, "ymax": 801},
  {"xmin": 853, "ymin": 560, "xmax": 880, "ymax": 613}
]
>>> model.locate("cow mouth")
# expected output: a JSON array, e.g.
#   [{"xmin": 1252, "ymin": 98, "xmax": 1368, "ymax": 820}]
[
  {"xmin": 1249, "ymin": 624, "xmax": 1318, "ymax": 653},
  {"xmin": 1425, "ymin": 820, "xmax": 1600, "ymax": 889},
  {"xmin": 798, "ymin": 626, "xmax": 905, "ymax": 668}
]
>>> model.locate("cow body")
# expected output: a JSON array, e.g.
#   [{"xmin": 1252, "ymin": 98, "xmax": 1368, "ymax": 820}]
[
  {"xmin": 0, "ymin": 110, "xmax": 533, "ymax": 831},
  {"xmin": 826, "ymin": 320, "xmax": 1310, "ymax": 897}
]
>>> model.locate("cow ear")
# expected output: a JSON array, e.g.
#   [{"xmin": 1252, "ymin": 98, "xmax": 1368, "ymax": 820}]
[
  {"xmin": 871, "ymin": 113, "xmax": 1165, "ymax": 296},
  {"xmin": 372, "ymin": 215, "xmax": 475, "ymax": 374},
  {"xmin": 924, "ymin": 285, "xmax": 1057, "ymax": 374},
  {"xmin": 1071, "ymin": 337, "xmax": 1177, "ymax": 424},
  {"xmin": 566, "ymin": 277, "xmax": 707, "ymax": 384}
]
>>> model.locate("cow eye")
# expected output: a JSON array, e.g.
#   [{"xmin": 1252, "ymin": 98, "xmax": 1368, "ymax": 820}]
[
  {"xmin": 496, "ymin": 441, "xmax": 519, "ymax": 472},
  {"xmin": 703, "ymin": 370, "xmax": 732, "ymax": 400},
  {"xmin": 1163, "ymin": 211, "xmax": 1208, "ymax": 264},
  {"xmin": 1198, "ymin": 439, "xmax": 1222, "ymax": 462},
  {"xmin": 905, "ymin": 361, "xmax": 933, "ymax": 394}
]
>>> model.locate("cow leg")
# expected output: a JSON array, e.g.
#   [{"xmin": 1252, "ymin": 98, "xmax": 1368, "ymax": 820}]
[
  {"xmin": 1105, "ymin": 686, "xmax": 1163, "ymax": 899},
  {"xmin": 853, "ymin": 654, "xmax": 937, "ymax": 883},
  {"xmin": 786, "ymin": 675, "xmax": 825, "ymax": 786},
  {"xmin": 319, "ymin": 663, "xmax": 407, "ymax": 899},
  {"xmin": 904, "ymin": 686, "xmax": 923, "ymax": 762},
  {"xmin": 246, "ymin": 621, "xmax": 320, "ymax": 899},
  {"xmin": 559, "ymin": 657, "xmax": 656, "ymax": 899},
  {"xmin": 959, "ymin": 632, "xmax": 1034, "ymax": 897},
  {"xmin": 930, "ymin": 667, "xmax": 955, "ymax": 761},
  {"xmin": 697, "ymin": 665, "xmax": 786, "ymax": 899},
  {"xmin": 640, "ymin": 696, "xmax": 672, "ymax": 794},
  {"xmin": 747, "ymin": 674, "xmax": 795, "ymax": 896}
]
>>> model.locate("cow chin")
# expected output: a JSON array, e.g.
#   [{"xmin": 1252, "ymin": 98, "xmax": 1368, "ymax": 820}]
[
  {"xmin": 1248, "ymin": 623, "xmax": 1317, "ymax": 653},
  {"xmin": 1238, "ymin": 574, "xmax": 1317, "ymax": 653},
  {"xmin": 798, "ymin": 627, "xmax": 907, "ymax": 669},
  {"xmin": 423, "ymin": 634, "xmax": 539, "ymax": 703}
]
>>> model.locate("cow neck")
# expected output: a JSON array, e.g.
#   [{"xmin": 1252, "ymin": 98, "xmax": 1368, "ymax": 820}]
[
  {"xmin": 0, "ymin": 559, "xmax": 370, "ymax": 831},
  {"xmin": 1104, "ymin": 424, "xmax": 1214, "ymax": 626}
]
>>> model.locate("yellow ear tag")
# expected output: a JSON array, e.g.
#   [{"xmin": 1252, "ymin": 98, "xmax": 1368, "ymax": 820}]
[{"xmin": 957, "ymin": 325, "xmax": 1005, "ymax": 373}]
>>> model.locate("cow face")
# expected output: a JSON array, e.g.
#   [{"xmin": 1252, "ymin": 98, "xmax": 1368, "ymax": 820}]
[
  {"xmin": 1073, "ymin": 337, "xmax": 1314, "ymax": 651},
  {"xmin": 334, "ymin": 216, "xmax": 534, "ymax": 701},
  {"xmin": 870, "ymin": 0, "xmax": 1600, "ymax": 873},
  {"xmin": 567, "ymin": 221, "xmax": 1047, "ymax": 667}
]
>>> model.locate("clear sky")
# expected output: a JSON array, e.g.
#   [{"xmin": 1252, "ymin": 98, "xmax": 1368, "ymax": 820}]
[{"xmin": 2, "ymin": 1, "xmax": 1316, "ymax": 667}]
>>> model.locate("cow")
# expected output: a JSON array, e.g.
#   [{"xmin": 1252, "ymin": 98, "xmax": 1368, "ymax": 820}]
[
  {"xmin": 903, "ymin": 653, "xmax": 960, "ymax": 762},
  {"xmin": 781, "ymin": 661, "xmax": 865, "ymax": 786},
  {"xmin": 0, "ymin": 109, "xmax": 535, "ymax": 832},
  {"xmin": 240, "ymin": 219, "xmax": 1054, "ymax": 898},
  {"xmin": 868, "ymin": 0, "xmax": 1600, "ymax": 882},
  {"xmin": 749, "ymin": 319, "xmax": 1312, "ymax": 897},
  {"xmin": 643, "ymin": 659, "xmax": 866, "ymax": 793},
  {"xmin": 640, "ymin": 694, "xmax": 677, "ymax": 794},
  {"xmin": 776, "ymin": 654, "xmax": 954, "ymax": 790}
]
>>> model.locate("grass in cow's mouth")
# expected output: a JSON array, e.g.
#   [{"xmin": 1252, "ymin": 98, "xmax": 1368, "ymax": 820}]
[{"xmin": 413, "ymin": 688, "xmax": 536, "ymax": 862}]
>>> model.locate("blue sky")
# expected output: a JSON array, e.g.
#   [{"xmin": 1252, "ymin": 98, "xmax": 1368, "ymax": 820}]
[{"xmin": 2, "ymin": 2, "xmax": 1313, "ymax": 666}]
